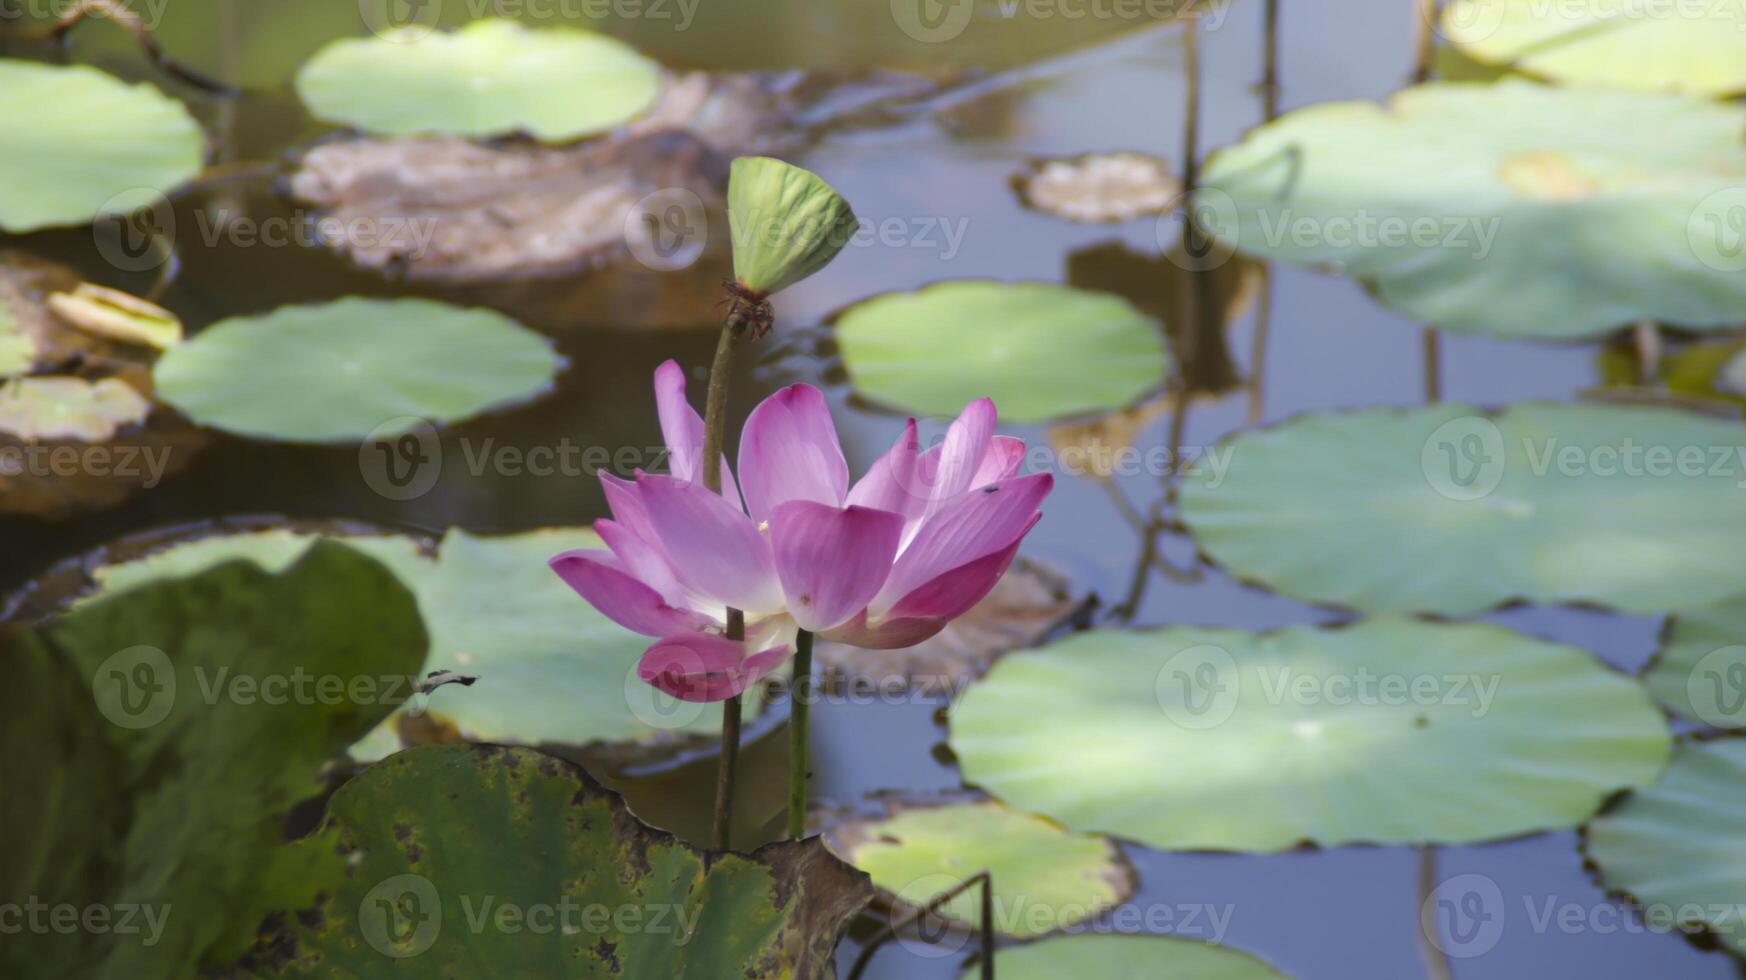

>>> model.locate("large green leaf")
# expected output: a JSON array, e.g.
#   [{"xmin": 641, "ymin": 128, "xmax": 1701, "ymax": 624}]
[
  {"xmin": 1178, "ymin": 402, "xmax": 1746, "ymax": 616},
  {"xmin": 153, "ymin": 297, "xmax": 561, "ymax": 442},
  {"xmin": 965, "ymin": 935, "xmax": 1288, "ymax": 979},
  {"xmin": 0, "ymin": 60, "xmax": 203, "ymax": 233},
  {"xmin": 1585, "ymin": 738, "xmax": 1746, "ymax": 957},
  {"xmin": 0, "ymin": 542, "xmax": 427, "ymax": 979},
  {"xmin": 1442, "ymin": 0, "xmax": 1746, "ymax": 97},
  {"xmin": 821, "ymin": 797, "xmax": 1132, "ymax": 939},
  {"xmin": 1197, "ymin": 82, "xmax": 1746, "ymax": 338},
  {"xmin": 295, "ymin": 19, "xmax": 660, "ymax": 140},
  {"xmin": 1645, "ymin": 601, "xmax": 1746, "ymax": 729},
  {"xmin": 254, "ymin": 743, "xmax": 873, "ymax": 977},
  {"xmin": 949, "ymin": 619, "xmax": 1669, "ymax": 852},
  {"xmin": 835, "ymin": 281, "xmax": 1168, "ymax": 423}
]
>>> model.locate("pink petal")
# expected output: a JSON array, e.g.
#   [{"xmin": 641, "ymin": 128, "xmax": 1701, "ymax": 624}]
[
  {"xmin": 652, "ymin": 361, "xmax": 742, "ymax": 508},
  {"xmin": 636, "ymin": 633, "xmax": 791, "ymax": 703},
  {"xmin": 636, "ymin": 473, "xmax": 784, "ymax": 614},
  {"xmin": 737, "ymin": 383, "xmax": 849, "ymax": 522},
  {"xmin": 846, "ymin": 418, "xmax": 923, "ymax": 516},
  {"xmin": 819, "ymin": 609, "xmax": 949, "ymax": 650},
  {"xmin": 769, "ymin": 501, "xmax": 904, "ymax": 632},
  {"xmin": 972, "ymin": 436, "xmax": 1027, "ymax": 488},
  {"xmin": 888, "ymin": 533, "xmax": 1027, "ymax": 621},
  {"xmin": 550, "ymin": 550, "xmax": 713, "ymax": 637},
  {"xmin": 596, "ymin": 519, "xmax": 688, "ymax": 610},
  {"xmin": 876, "ymin": 473, "xmax": 1051, "ymax": 613},
  {"xmin": 929, "ymin": 398, "xmax": 996, "ymax": 506}
]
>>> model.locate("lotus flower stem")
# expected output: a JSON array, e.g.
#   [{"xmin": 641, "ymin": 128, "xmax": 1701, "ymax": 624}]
[
  {"xmin": 704, "ymin": 317, "xmax": 749, "ymax": 852},
  {"xmin": 786, "ymin": 628, "xmax": 814, "ymax": 838},
  {"xmin": 1423, "ymin": 329, "xmax": 1442, "ymax": 403},
  {"xmin": 1416, "ymin": 846, "xmax": 1454, "ymax": 980}
]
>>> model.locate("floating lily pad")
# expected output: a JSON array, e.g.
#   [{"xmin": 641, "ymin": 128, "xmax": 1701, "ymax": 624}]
[
  {"xmin": 153, "ymin": 297, "xmax": 561, "ymax": 442},
  {"xmin": 0, "ymin": 377, "xmax": 150, "ymax": 441},
  {"xmin": 966, "ymin": 934, "xmax": 1288, "ymax": 979},
  {"xmin": 1645, "ymin": 602, "xmax": 1746, "ymax": 729},
  {"xmin": 950, "ymin": 618, "xmax": 1670, "ymax": 852},
  {"xmin": 295, "ymin": 19, "xmax": 660, "ymax": 141},
  {"xmin": 815, "ymin": 559, "xmax": 1083, "ymax": 697},
  {"xmin": 1197, "ymin": 82, "xmax": 1746, "ymax": 338},
  {"xmin": 1017, "ymin": 152, "xmax": 1180, "ymax": 223},
  {"xmin": 1585, "ymin": 738, "xmax": 1746, "ymax": 956},
  {"xmin": 79, "ymin": 525, "xmax": 765, "ymax": 758},
  {"xmin": 822, "ymin": 797, "xmax": 1132, "ymax": 939},
  {"xmin": 256, "ymin": 743, "xmax": 873, "ymax": 977},
  {"xmin": 1178, "ymin": 402, "xmax": 1746, "ymax": 616},
  {"xmin": 0, "ymin": 60, "xmax": 204, "ymax": 233},
  {"xmin": 1442, "ymin": 0, "xmax": 1746, "ymax": 98},
  {"xmin": 0, "ymin": 542, "xmax": 426, "ymax": 979},
  {"xmin": 46, "ymin": 284, "xmax": 181, "ymax": 350},
  {"xmin": 835, "ymin": 281, "xmax": 1168, "ymax": 423}
]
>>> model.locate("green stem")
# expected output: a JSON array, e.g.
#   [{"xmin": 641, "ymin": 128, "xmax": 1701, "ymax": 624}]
[
  {"xmin": 787, "ymin": 629, "xmax": 814, "ymax": 838},
  {"xmin": 704, "ymin": 313, "xmax": 749, "ymax": 852}
]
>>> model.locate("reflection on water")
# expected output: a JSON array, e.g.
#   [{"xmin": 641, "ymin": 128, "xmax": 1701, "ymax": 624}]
[{"xmin": 0, "ymin": 0, "xmax": 1732, "ymax": 977}]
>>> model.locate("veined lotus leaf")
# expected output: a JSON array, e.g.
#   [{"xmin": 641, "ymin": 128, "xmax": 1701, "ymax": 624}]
[
  {"xmin": 1645, "ymin": 601, "xmax": 1746, "ymax": 729},
  {"xmin": 0, "ymin": 377, "xmax": 150, "ymax": 441},
  {"xmin": 964, "ymin": 934, "xmax": 1288, "ymax": 979},
  {"xmin": 1442, "ymin": 0, "xmax": 1746, "ymax": 98},
  {"xmin": 815, "ymin": 559, "xmax": 1083, "ymax": 697},
  {"xmin": 1585, "ymin": 738, "xmax": 1746, "ymax": 957},
  {"xmin": 821, "ymin": 797, "xmax": 1133, "ymax": 939},
  {"xmin": 727, "ymin": 156, "xmax": 857, "ymax": 296},
  {"xmin": 294, "ymin": 19, "xmax": 660, "ymax": 141},
  {"xmin": 46, "ymin": 284, "xmax": 182, "ymax": 350},
  {"xmin": 0, "ymin": 542, "xmax": 427, "ymax": 979},
  {"xmin": 255, "ymin": 743, "xmax": 874, "ymax": 978},
  {"xmin": 1018, "ymin": 152, "xmax": 1180, "ymax": 223},
  {"xmin": 835, "ymin": 281, "xmax": 1168, "ymax": 423},
  {"xmin": 79, "ymin": 526, "xmax": 765, "ymax": 758},
  {"xmin": 1197, "ymin": 81, "xmax": 1746, "ymax": 339},
  {"xmin": 1178, "ymin": 402, "xmax": 1746, "ymax": 616},
  {"xmin": 0, "ymin": 60, "xmax": 204, "ymax": 233},
  {"xmin": 153, "ymin": 297, "xmax": 561, "ymax": 442},
  {"xmin": 949, "ymin": 619, "xmax": 1670, "ymax": 852}
]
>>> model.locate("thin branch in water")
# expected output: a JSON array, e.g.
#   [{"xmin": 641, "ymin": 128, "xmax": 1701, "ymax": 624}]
[
  {"xmin": 6, "ymin": 0, "xmax": 239, "ymax": 95},
  {"xmin": 1247, "ymin": 0, "xmax": 1280, "ymax": 427},
  {"xmin": 1416, "ymin": 846, "xmax": 1455, "ymax": 980},
  {"xmin": 1634, "ymin": 320, "xmax": 1661, "ymax": 385},
  {"xmin": 1423, "ymin": 327, "xmax": 1443, "ymax": 403},
  {"xmin": 1411, "ymin": 0, "xmax": 1440, "ymax": 85},
  {"xmin": 845, "ymin": 871, "xmax": 995, "ymax": 980}
]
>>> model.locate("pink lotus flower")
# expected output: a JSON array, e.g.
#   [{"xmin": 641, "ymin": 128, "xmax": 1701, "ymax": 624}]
[{"xmin": 551, "ymin": 360, "xmax": 1051, "ymax": 703}]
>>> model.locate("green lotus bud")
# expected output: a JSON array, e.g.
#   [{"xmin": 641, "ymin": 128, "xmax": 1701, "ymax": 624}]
[
  {"xmin": 46, "ymin": 283, "xmax": 182, "ymax": 350},
  {"xmin": 727, "ymin": 157, "xmax": 856, "ymax": 298}
]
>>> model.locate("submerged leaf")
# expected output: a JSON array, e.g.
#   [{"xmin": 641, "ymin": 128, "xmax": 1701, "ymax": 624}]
[
  {"xmin": 0, "ymin": 377, "xmax": 150, "ymax": 441},
  {"xmin": 1017, "ymin": 152, "xmax": 1180, "ymax": 223},
  {"xmin": 46, "ymin": 284, "xmax": 182, "ymax": 350},
  {"xmin": 728, "ymin": 156, "xmax": 857, "ymax": 296}
]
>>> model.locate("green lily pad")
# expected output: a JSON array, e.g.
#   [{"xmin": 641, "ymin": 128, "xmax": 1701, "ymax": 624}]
[
  {"xmin": 81, "ymin": 526, "xmax": 761, "ymax": 758},
  {"xmin": 1178, "ymin": 402, "xmax": 1746, "ymax": 616},
  {"xmin": 255, "ymin": 743, "xmax": 874, "ymax": 977},
  {"xmin": 153, "ymin": 297, "xmax": 561, "ymax": 442},
  {"xmin": 0, "ymin": 376, "xmax": 150, "ymax": 441},
  {"xmin": 1442, "ymin": 0, "xmax": 1746, "ymax": 98},
  {"xmin": 1197, "ymin": 81, "xmax": 1746, "ymax": 338},
  {"xmin": 0, "ymin": 60, "xmax": 204, "ymax": 233},
  {"xmin": 727, "ymin": 156, "xmax": 857, "ymax": 296},
  {"xmin": 966, "ymin": 935, "xmax": 1288, "ymax": 979},
  {"xmin": 295, "ymin": 19, "xmax": 660, "ymax": 141},
  {"xmin": 1585, "ymin": 738, "xmax": 1746, "ymax": 956},
  {"xmin": 949, "ymin": 618, "xmax": 1670, "ymax": 852},
  {"xmin": 835, "ymin": 281, "xmax": 1168, "ymax": 423},
  {"xmin": 822, "ymin": 797, "xmax": 1132, "ymax": 939},
  {"xmin": 1645, "ymin": 601, "xmax": 1746, "ymax": 729},
  {"xmin": 0, "ymin": 542, "xmax": 426, "ymax": 979}
]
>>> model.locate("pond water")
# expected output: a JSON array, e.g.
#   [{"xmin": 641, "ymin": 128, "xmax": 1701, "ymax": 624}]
[{"xmin": 1, "ymin": 1, "xmax": 1734, "ymax": 978}]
